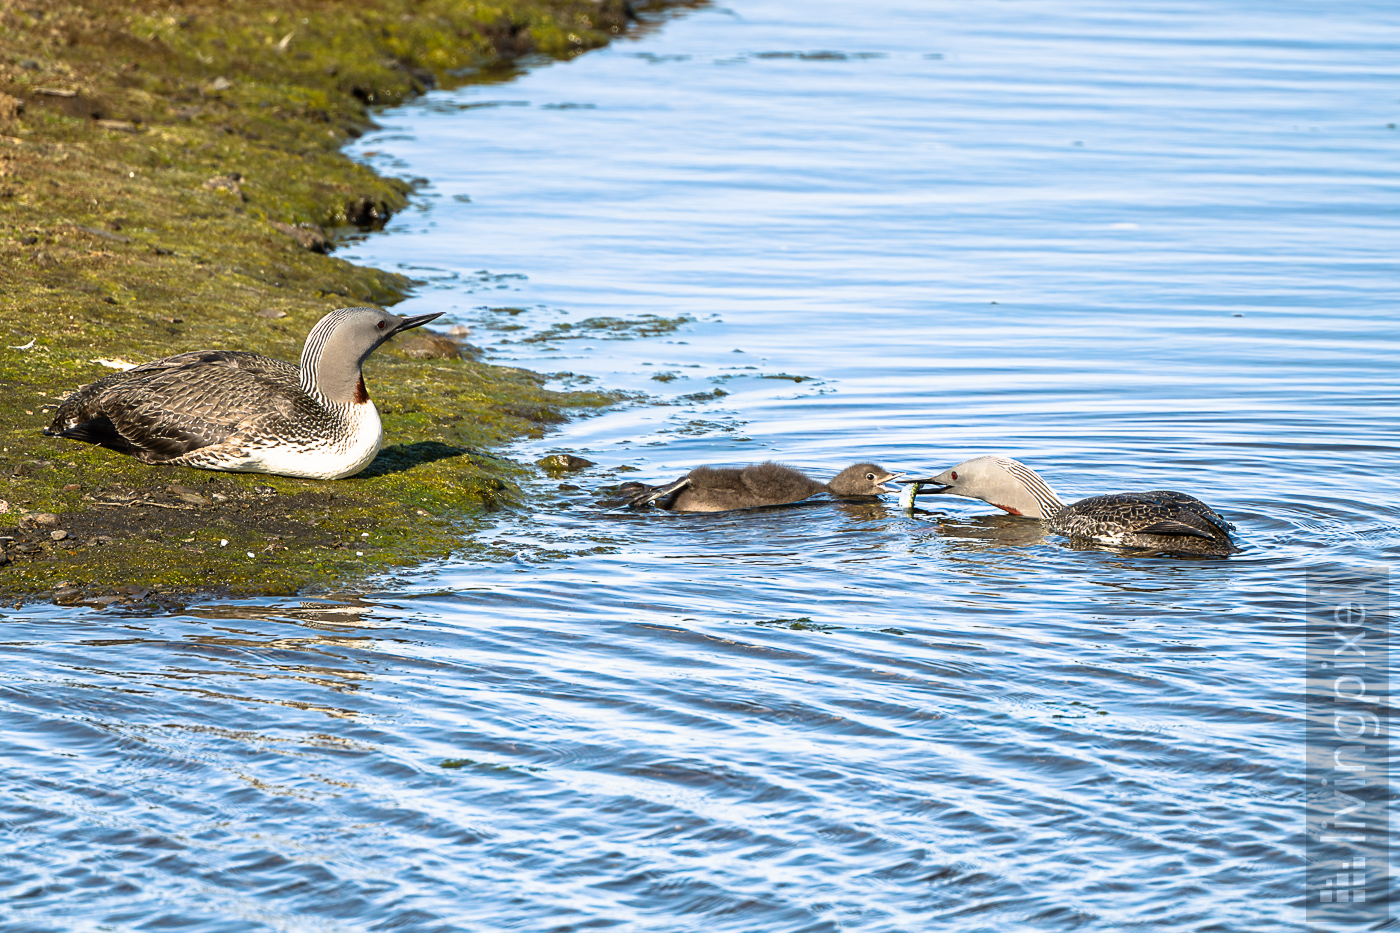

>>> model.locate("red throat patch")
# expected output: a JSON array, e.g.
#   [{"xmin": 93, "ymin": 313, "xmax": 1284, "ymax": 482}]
[
  {"xmin": 353, "ymin": 376, "xmax": 369, "ymax": 404},
  {"xmin": 991, "ymin": 502, "xmax": 1023, "ymax": 516}
]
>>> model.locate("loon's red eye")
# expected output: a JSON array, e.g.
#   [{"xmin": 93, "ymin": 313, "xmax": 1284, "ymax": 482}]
[
  {"xmin": 377, "ymin": 321, "xmax": 387, "ymax": 330},
  {"xmin": 951, "ymin": 471, "xmax": 958, "ymax": 480}
]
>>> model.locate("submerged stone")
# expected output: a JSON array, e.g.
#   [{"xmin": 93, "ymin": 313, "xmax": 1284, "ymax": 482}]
[
  {"xmin": 536, "ymin": 453, "xmax": 596, "ymax": 476},
  {"xmin": 398, "ymin": 333, "xmax": 467, "ymax": 360}
]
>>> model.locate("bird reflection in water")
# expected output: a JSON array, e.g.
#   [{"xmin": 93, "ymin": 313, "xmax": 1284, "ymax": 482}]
[{"xmin": 905, "ymin": 510, "xmax": 1052, "ymax": 550}]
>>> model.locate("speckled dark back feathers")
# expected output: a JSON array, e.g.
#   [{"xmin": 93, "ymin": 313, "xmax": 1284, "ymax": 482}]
[
  {"xmin": 1053, "ymin": 490, "xmax": 1236, "ymax": 552},
  {"xmin": 46, "ymin": 350, "xmax": 334, "ymax": 463}
]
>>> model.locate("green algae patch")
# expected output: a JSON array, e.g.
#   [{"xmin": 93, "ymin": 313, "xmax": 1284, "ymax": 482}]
[
  {"xmin": 756, "ymin": 617, "xmax": 839, "ymax": 633},
  {"xmin": 0, "ymin": 0, "xmax": 677, "ymax": 603},
  {"xmin": 0, "ymin": 357, "xmax": 617, "ymax": 602},
  {"xmin": 520, "ymin": 314, "xmax": 696, "ymax": 343},
  {"xmin": 440, "ymin": 757, "xmax": 544, "ymax": 773}
]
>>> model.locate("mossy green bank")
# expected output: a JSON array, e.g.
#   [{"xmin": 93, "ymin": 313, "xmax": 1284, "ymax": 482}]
[{"xmin": 0, "ymin": 0, "xmax": 681, "ymax": 602}]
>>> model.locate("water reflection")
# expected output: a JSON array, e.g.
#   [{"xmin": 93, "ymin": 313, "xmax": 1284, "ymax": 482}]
[
  {"xmin": 184, "ymin": 599, "xmax": 382, "ymax": 627},
  {"xmin": 913, "ymin": 511, "xmax": 1054, "ymax": 550}
]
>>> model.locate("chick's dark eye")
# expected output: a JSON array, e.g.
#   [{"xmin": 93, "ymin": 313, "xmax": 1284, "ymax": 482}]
[
  {"xmin": 865, "ymin": 473, "xmax": 875, "ymax": 481},
  {"xmin": 377, "ymin": 321, "xmax": 387, "ymax": 330},
  {"xmin": 951, "ymin": 471, "xmax": 958, "ymax": 480}
]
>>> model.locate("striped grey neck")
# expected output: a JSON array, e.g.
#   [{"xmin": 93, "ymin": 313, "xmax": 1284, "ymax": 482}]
[
  {"xmin": 998, "ymin": 457, "xmax": 1067, "ymax": 519},
  {"xmin": 299, "ymin": 308, "xmax": 365, "ymax": 405}
]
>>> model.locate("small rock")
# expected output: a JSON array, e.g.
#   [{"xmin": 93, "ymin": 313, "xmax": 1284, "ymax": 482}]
[
  {"xmin": 252, "ymin": 485, "xmax": 277, "ymax": 495},
  {"xmin": 269, "ymin": 220, "xmax": 330, "ymax": 253},
  {"xmin": 95, "ymin": 118, "xmax": 138, "ymax": 133},
  {"xmin": 167, "ymin": 485, "xmax": 213, "ymax": 506},
  {"xmin": 203, "ymin": 174, "xmax": 244, "ymax": 200},
  {"xmin": 50, "ymin": 530, "xmax": 68, "ymax": 541},
  {"xmin": 398, "ymin": 333, "xmax": 465, "ymax": 360},
  {"xmin": 88, "ymin": 535, "xmax": 114, "ymax": 546},
  {"xmin": 53, "ymin": 587, "xmax": 83, "ymax": 604},
  {"xmin": 344, "ymin": 196, "xmax": 389, "ymax": 228},
  {"xmin": 124, "ymin": 585, "xmax": 151, "ymax": 598},
  {"xmin": 19, "ymin": 236, "xmax": 38, "ymax": 246},
  {"xmin": 62, "ymin": 484, "xmax": 80, "ymax": 492},
  {"xmin": 0, "ymin": 547, "xmax": 7, "ymax": 565},
  {"xmin": 15, "ymin": 543, "xmax": 42, "ymax": 553},
  {"xmin": 536, "ymin": 453, "xmax": 596, "ymax": 475},
  {"xmin": 255, "ymin": 308, "xmax": 287, "ymax": 319},
  {"xmin": 0, "ymin": 91, "xmax": 21, "ymax": 123},
  {"xmin": 22, "ymin": 513, "xmax": 59, "ymax": 528},
  {"xmin": 207, "ymin": 76, "xmax": 232, "ymax": 93}
]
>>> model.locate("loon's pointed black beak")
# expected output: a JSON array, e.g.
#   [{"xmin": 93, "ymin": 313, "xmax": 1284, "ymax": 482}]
[
  {"xmin": 390, "ymin": 311, "xmax": 444, "ymax": 337},
  {"xmin": 898, "ymin": 477, "xmax": 951, "ymax": 492}
]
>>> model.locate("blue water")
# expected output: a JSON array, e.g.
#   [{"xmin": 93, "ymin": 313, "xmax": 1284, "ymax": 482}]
[{"xmin": 3, "ymin": 0, "xmax": 1398, "ymax": 929}]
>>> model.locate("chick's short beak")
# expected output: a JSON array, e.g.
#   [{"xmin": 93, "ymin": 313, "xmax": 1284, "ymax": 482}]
[{"xmin": 875, "ymin": 471, "xmax": 905, "ymax": 493}]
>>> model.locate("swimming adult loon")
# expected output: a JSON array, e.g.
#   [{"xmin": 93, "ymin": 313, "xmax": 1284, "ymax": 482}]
[
  {"xmin": 622, "ymin": 461, "xmax": 903, "ymax": 512},
  {"xmin": 900, "ymin": 455, "xmax": 1238, "ymax": 556},
  {"xmin": 44, "ymin": 307, "xmax": 442, "ymax": 479}
]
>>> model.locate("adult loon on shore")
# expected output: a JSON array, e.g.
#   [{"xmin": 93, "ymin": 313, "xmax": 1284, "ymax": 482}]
[
  {"xmin": 899, "ymin": 455, "xmax": 1238, "ymax": 556},
  {"xmin": 621, "ymin": 461, "xmax": 904, "ymax": 512},
  {"xmin": 45, "ymin": 307, "xmax": 442, "ymax": 480}
]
